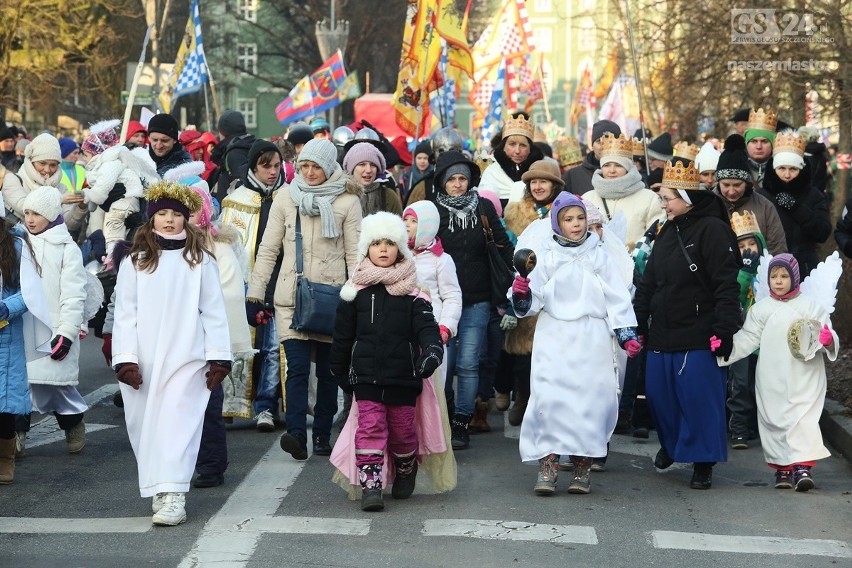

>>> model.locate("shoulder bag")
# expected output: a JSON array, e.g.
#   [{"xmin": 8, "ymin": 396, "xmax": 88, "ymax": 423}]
[
  {"xmin": 289, "ymin": 214, "xmax": 342, "ymax": 337},
  {"xmin": 480, "ymin": 205, "xmax": 514, "ymax": 306}
]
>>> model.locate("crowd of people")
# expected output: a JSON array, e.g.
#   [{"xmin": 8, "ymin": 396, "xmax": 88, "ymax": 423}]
[{"xmin": 0, "ymin": 106, "xmax": 847, "ymax": 523}]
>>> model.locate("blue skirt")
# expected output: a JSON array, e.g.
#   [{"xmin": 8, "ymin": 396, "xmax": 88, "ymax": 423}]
[{"xmin": 645, "ymin": 350, "xmax": 727, "ymax": 464}]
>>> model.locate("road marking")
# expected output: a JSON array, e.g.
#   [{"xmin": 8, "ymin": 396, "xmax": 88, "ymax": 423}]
[
  {"xmin": 177, "ymin": 439, "xmax": 311, "ymax": 568},
  {"xmin": 244, "ymin": 516, "xmax": 370, "ymax": 535},
  {"xmin": 422, "ymin": 519, "xmax": 598, "ymax": 545},
  {"xmin": 83, "ymin": 383, "xmax": 120, "ymax": 406},
  {"xmin": 27, "ymin": 384, "xmax": 120, "ymax": 449},
  {"xmin": 652, "ymin": 531, "xmax": 852, "ymax": 558},
  {"xmin": 0, "ymin": 517, "xmax": 150, "ymax": 533}
]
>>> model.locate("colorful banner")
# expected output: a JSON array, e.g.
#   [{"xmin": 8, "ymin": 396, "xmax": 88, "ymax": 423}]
[
  {"xmin": 569, "ymin": 65, "xmax": 594, "ymax": 125},
  {"xmin": 159, "ymin": 0, "xmax": 206, "ymax": 113},
  {"xmin": 275, "ymin": 51, "xmax": 348, "ymax": 125}
]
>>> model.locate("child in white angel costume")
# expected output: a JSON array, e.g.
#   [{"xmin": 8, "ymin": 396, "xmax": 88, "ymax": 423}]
[{"xmin": 715, "ymin": 252, "xmax": 840, "ymax": 492}]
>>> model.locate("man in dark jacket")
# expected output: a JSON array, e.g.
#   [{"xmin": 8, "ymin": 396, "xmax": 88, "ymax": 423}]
[
  {"xmin": 0, "ymin": 126, "xmax": 20, "ymax": 174},
  {"xmin": 211, "ymin": 110, "xmax": 255, "ymax": 201},
  {"xmin": 563, "ymin": 120, "xmax": 621, "ymax": 195},
  {"xmin": 835, "ymin": 196, "xmax": 852, "ymax": 258},
  {"xmin": 147, "ymin": 114, "xmax": 191, "ymax": 177}
]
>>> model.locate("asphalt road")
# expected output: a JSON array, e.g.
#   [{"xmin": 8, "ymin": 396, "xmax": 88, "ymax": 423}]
[{"xmin": 1, "ymin": 337, "xmax": 850, "ymax": 567}]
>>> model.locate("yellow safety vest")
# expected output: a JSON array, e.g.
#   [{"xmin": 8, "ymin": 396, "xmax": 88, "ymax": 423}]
[{"xmin": 60, "ymin": 164, "xmax": 86, "ymax": 193}]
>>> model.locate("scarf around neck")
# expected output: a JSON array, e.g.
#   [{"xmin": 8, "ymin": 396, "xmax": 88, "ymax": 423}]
[
  {"xmin": 436, "ymin": 190, "xmax": 479, "ymax": 232},
  {"xmin": 288, "ymin": 168, "xmax": 349, "ymax": 238},
  {"xmin": 591, "ymin": 167, "xmax": 645, "ymax": 199},
  {"xmin": 349, "ymin": 257, "xmax": 419, "ymax": 297},
  {"xmin": 246, "ymin": 169, "xmax": 284, "ymax": 196},
  {"xmin": 21, "ymin": 160, "xmax": 62, "ymax": 193},
  {"xmin": 153, "ymin": 229, "xmax": 187, "ymax": 250},
  {"xmin": 360, "ymin": 182, "xmax": 385, "ymax": 216}
]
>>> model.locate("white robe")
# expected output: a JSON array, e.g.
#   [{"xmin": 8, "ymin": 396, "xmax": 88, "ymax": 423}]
[
  {"xmin": 721, "ymin": 294, "xmax": 837, "ymax": 465},
  {"xmin": 112, "ymin": 250, "xmax": 231, "ymax": 498},
  {"xmin": 516, "ymin": 233, "xmax": 637, "ymax": 462}
]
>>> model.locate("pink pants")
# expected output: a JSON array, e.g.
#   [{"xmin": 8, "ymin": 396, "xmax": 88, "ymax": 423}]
[{"xmin": 354, "ymin": 399, "xmax": 417, "ymax": 467}]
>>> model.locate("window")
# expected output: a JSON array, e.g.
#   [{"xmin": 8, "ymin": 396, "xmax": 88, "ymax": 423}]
[
  {"xmin": 239, "ymin": 0, "xmax": 258, "ymax": 23},
  {"xmin": 237, "ymin": 98, "xmax": 257, "ymax": 128},
  {"xmin": 535, "ymin": 28, "xmax": 552, "ymax": 52},
  {"xmin": 237, "ymin": 43, "xmax": 257, "ymax": 75}
]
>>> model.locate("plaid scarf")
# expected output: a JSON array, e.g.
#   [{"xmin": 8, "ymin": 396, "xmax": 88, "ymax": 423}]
[{"xmin": 435, "ymin": 190, "xmax": 479, "ymax": 232}]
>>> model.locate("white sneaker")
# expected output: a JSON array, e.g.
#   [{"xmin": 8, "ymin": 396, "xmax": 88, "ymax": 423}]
[
  {"xmin": 152, "ymin": 493, "xmax": 166, "ymax": 514},
  {"xmin": 152, "ymin": 493, "xmax": 186, "ymax": 526},
  {"xmin": 14, "ymin": 432, "xmax": 26, "ymax": 458},
  {"xmin": 255, "ymin": 410, "xmax": 275, "ymax": 432}
]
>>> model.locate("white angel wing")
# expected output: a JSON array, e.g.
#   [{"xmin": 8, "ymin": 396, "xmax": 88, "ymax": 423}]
[
  {"xmin": 83, "ymin": 270, "xmax": 105, "ymax": 322},
  {"xmin": 753, "ymin": 250, "xmax": 773, "ymax": 303},
  {"xmin": 162, "ymin": 161, "xmax": 206, "ymax": 183},
  {"xmin": 607, "ymin": 210, "xmax": 628, "ymax": 244},
  {"xmin": 116, "ymin": 145, "xmax": 160, "ymax": 183},
  {"xmin": 88, "ymin": 118, "xmax": 121, "ymax": 135},
  {"xmin": 799, "ymin": 251, "xmax": 843, "ymax": 314},
  {"xmin": 515, "ymin": 218, "xmax": 553, "ymax": 260},
  {"xmin": 600, "ymin": 228, "xmax": 635, "ymax": 291}
]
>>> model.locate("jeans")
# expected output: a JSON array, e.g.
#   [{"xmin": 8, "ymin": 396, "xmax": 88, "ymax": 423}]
[
  {"xmin": 282, "ymin": 339, "xmax": 338, "ymax": 443},
  {"xmin": 196, "ymin": 383, "xmax": 228, "ymax": 476},
  {"xmin": 252, "ymin": 319, "xmax": 280, "ymax": 416},
  {"xmin": 444, "ymin": 301, "xmax": 490, "ymax": 417},
  {"xmin": 477, "ymin": 307, "xmax": 504, "ymax": 401}
]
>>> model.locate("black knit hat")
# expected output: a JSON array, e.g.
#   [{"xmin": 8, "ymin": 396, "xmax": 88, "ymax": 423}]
[
  {"xmin": 413, "ymin": 139, "xmax": 432, "ymax": 159},
  {"xmin": 715, "ymin": 134, "xmax": 752, "ymax": 183},
  {"xmin": 147, "ymin": 114, "xmax": 180, "ymax": 141},
  {"xmin": 0, "ymin": 126, "xmax": 14, "ymax": 142},
  {"xmin": 647, "ymin": 133, "xmax": 673, "ymax": 161},
  {"xmin": 287, "ymin": 122, "xmax": 314, "ymax": 146},
  {"xmin": 591, "ymin": 120, "xmax": 621, "ymax": 143},
  {"xmin": 217, "ymin": 110, "xmax": 247, "ymax": 137},
  {"xmin": 247, "ymin": 139, "xmax": 281, "ymax": 171},
  {"xmin": 729, "ymin": 108, "xmax": 750, "ymax": 122}
]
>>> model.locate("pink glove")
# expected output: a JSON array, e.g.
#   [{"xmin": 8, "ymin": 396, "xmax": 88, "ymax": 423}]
[
  {"xmin": 512, "ymin": 275, "xmax": 530, "ymax": 295},
  {"xmin": 819, "ymin": 324, "xmax": 834, "ymax": 347},
  {"xmin": 709, "ymin": 335, "xmax": 722, "ymax": 352},
  {"xmin": 624, "ymin": 339, "xmax": 642, "ymax": 359},
  {"xmin": 439, "ymin": 325, "xmax": 451, "ymax": 345}
]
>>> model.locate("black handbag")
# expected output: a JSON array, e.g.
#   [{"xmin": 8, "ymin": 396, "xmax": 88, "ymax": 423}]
[
  {"xmin": 480, "ymin": 206, "xmax": 514, "ymax": 306},
  {"xmin": 289, "ymin": 214, "xmax": 342, "ymax": 337}
]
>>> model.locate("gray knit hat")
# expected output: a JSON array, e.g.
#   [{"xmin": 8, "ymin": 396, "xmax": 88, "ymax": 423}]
[{"xmin": 297, "ymin": 138, "xmax": 339, "ymax": 178}]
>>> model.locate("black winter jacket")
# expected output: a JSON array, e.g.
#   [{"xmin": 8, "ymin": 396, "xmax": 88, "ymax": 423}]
[
  {"xmin": 330, "ymin": 284, "xmax": 441, "ymax": 406},
  {"xmin": 212, "ymin": 134, "xmax": 255, "ymax": 201},
  {"xmin": 758, "ymin": 162, "xmax": 831, "ymax": 276},
  {"xmin": 634, "ymin": 194, "xmax": 742, "ymax": 351},
  {"xmin": 563, "ymin": 152, "xmax": 599, "ymax": 196},
  {"xmin": 834, "ymin": 196, "xmax": 852, "ymax": 259},
  {"xmin": 149, "ymin": 144, "xmax": 191, "ymax": 177}
]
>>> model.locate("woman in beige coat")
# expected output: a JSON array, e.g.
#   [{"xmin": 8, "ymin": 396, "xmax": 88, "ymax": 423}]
[{"xmin": 247, "ymin": 139, "xmax": 362, "ymax": 460}]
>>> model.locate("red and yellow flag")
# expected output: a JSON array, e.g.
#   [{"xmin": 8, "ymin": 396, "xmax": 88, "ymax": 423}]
[{"xmin": 593, "ymin": 46, "xmax": 620, "ymax": 100}]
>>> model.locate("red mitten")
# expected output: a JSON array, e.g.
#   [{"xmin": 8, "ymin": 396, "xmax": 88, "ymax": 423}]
[
  {"xmin": 511, "ymin": 275, "xmax": 530, "ymax": 295},
  {"xmin": 819, "ymin": 324, "xmax": 834, "ymax": 347},
  {"xmin": 116, "ymin": 363, "xmax": 143, "ymax": 390},
  {"xmin": 624, "ymin": 339, "xmax": 643, "ymax": 359},
  {"xmin": 439, "ymin": 325, "xmax": 451, "ymax": 345}
]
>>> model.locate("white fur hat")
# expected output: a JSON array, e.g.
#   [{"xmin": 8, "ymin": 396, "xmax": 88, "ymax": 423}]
[
  {"xmin": 24, "ymin": 133, "xmax": 61, "ymax": 163},
  {"xmin": 23, "ymin": 186, "xmax": 63, "ymax": 222},
  {"xmin": 357, "ymin": 211, "xmax": 413, "ymax": 262},
  {"xmin": 695, "ymin": 142, "xmax": 721, "ymax": 174}
]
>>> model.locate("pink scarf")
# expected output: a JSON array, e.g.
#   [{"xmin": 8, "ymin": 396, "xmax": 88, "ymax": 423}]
[
  {"xmin": 349, "ymin": 257, "xmax": 419, "ymax": 297},
  {"xmin": 411, "ymin": 237, "xmax": 444, "ymax": 256}
]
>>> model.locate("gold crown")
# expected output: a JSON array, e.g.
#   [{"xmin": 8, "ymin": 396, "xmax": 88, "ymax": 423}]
[
  {"xmin": 730, "ymin": 210, "xmax": 762, "ymax": 239},
  {"xmin": 747, "ymin": 107, "xmax": 778, "ymax": 132},
  {"xmin": 632, "ymin": 137, "xmax": 646, "ymax": 156},
  {"xmin": 144, "ymin": 180, "xmax": 203, "ymax": 212},
  {"xmin": 662, "ymin": 159, "xmax": 701, "ymax": 190},
  {"xmin": 773, "ymin": 130, "xmax": 806, "ymax": 157},
  {"xmin": 502, "ymin": 114, "xmax": 535, "ymax": 140},
  {"xmin": 673, "ymin": 141, "xmax": 700, "ymax": 162},
  {"xmin": 556, "ymin": 137, "xmax": 583, "ymax": 166},
  {"xmin": 599, "ymin": 133, "xmax": 633, "ymax": 160}
]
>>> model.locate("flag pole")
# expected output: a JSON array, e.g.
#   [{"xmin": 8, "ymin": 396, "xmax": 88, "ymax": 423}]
[
  {"xmin": 624, "ymin": 0, "xmax": 651, "ymax": 176},
  {"xmin": 120, "ymin": 25, "xmax": 154, "ymax": 143},
  {"xmin": 537, "ymin": 64, "xmax": 551, "ymax": 123},
  {"xmin": 202, "ymin": 52, "xmax": 221, "ymax": 120}
]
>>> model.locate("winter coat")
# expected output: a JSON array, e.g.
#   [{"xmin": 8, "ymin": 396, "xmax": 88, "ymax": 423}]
[
  {"xmin": 0, "ymin": 151, "xmax": 20, "ymax": 174},
  {"xmin": 404, "ymin": 170, "xmax": 437, "ymax": 207},
  {"xmin": 212, "ymin": 226, "xmax": 252, "ymax": 355},
  {"xmin": 3, "ymin": 168, "xmax": 87, "ymax": 232},
  {"xmin": 634, "ymin": 194, "xmax": 742, "ymax": 352},
  {"xmin": 149, "ymin": 144, "xmax": 192, "ymax": 177},
  {"xmin": 502, "ymin": 195, "xmax": 548, "ymax": 354},
  {"xmin": 25, "ymin": 223, "xmax": 87, "ymax": 386},
  {"xmin": 412, "ymin": 248, "xmax": 462, "ymax": 336},
  {"xmin": 805, "ymin": 141, "xmax": 830, "ymax": 194},
  {"xmin": 359, "ymin": 181, "xmax": 403, "ymax": 217},
  {"xmin": 758, "ymin": 163, "xmax": 831, "ymax": 276},
  {"xmin": 0, "ymin": 231, "xmax": 32, "ymax": 415},
  {"xmin": 329, "ymin": 284, "xmax": 440, "ymax": 405},
  {"xmin": 584, "ymin": 168, "xmax": 664, "ymax": 251},
  {"xmin": 247, "ymin": 172, "xmax": 362, "ymax": 343},
  {"xmin": 479, "ymin": 143, "xmax": 544, "ymax": 203},
  {"xmin": 834, "ymin": 196, "xmax": 852, "ymax": 258},
  {"xmin": 562, "ymin": 152, "xmax": 598, "ymax": 196},
  {"xmin": 433, "ymin": 153, "xmax": 514, "ymax": 307},
  {"xmin": 212, "ymin": 134, "xmax": 255, "ymax": 200},
  {"xmin": 713, "ymin": 185, "xmax": 788, "ymax": 255}
]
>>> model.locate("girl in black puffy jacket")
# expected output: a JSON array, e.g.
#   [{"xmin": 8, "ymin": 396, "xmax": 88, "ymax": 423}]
[{"xmin": 329, "ymin": 212, "xmax": 444, "ymax": 512}]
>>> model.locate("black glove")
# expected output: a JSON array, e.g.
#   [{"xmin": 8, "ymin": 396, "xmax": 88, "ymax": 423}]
[
  {"xmin": 206, "ymin": 362, "xmax": 231, "ymax": 391},
  {"xmin": 714, "ymin": 334, "xmax": 734, "ymax": 362},
  {"xmin": 775, "ymin": 192, "xmax": 797, "ymax": 210},
  {"xmin": 644, "ymin": 220, "xmax": 661, "ymax": 242},
  {"xmin": 740, "ymin": 249, "xmax": 759, "ymax": 275},
  {"xmin": 50, "ymin": 334, "xmax": 73, "ymax": 361},
  {"xmin": 124, "ymin": 211, "xmax": 145, "ymax": 230},
  {"xmin": 246, "ymin": 299, "xmax": 273, "ymax": 327},
  {"xmin": 415, "ymin": 345, "xmax": 443, "ymax": 379},
  {"xmin": 99, "ymin": 183, "xmax": 128, "ymax": 211}
]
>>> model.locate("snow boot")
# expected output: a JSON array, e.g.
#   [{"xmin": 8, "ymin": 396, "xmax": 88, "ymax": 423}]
[
  {"xmin": 534, "ymin": 454, "xmax": 559, "ymax": 495},
  {"xmin": 359, "ymin": 464, "xmax": 384, "ymax": 511},
  {"xmin": 0, "ymin": 437, "xmax": 15, "ymax": 484},
  {"xmin": 391, "ymin": 452, "xmax": 418, "ymax": 499}
]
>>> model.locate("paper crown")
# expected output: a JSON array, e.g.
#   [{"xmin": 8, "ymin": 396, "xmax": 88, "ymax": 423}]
[
  {"xmin": 673, "ymin": 141, "xmax": 700, "ymax": 162},
  {"xmin": 599, "ymin": 133, "xmax": 633, "ymax": 160},
  {"xmin": 773, "ymin": 131, "xmax": 806, "ymax": 157},
  {"xmin": 730, "ymin": 210, "xmax": 761, "ymax": 239},
  {"xmin": 502, "ymin": 114, "xmax": 535, "ymax": 140},
  {"xmin": 144, "ymin": 180, "xmax": 203, "ymax": 212},
  {"xmin": 556, "ymin": 137, "xmax": 583, "ymax": 166},
  {"xmin": 747, "ymin": 108, "xmax": 778, "ymax": 132},
  {"xmin": 632, "ymin": 137, "xmax": 646, "ymax": 156},
  {"xmin": 662, "ymin": 159, "xmax": 701, "ymax": 190}
]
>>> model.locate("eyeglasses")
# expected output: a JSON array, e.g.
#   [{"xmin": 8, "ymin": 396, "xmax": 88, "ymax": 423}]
[{"xmin": 657, "ymin": 195, "xmax": 682, "ymax": 205}]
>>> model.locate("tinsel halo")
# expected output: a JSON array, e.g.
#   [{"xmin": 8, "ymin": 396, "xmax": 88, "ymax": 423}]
[{"xmin": 144, "ymin": 180, "xmax": 203, "ymax": 212}]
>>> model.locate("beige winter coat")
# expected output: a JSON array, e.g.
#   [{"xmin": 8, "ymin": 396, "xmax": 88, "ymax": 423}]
[{"xmin": 247, "ymin": 176, "xmax": 362, "ymax": 343}]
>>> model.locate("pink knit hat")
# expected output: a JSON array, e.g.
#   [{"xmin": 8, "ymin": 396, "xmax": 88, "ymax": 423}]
[
  {"xmin": 343, "ymin": 141, "xmax": 386, "ymax": 174},
  {"xmin": 189, "ymin": 186, "xmax": 216, "ymax": 235},
  {"xmin": 477, "ymin": 188, "xmax": 503, "ymax": 217},
  {"xmin": 82, "ymin": 128, "xmax": 118, "ymax": 156}
]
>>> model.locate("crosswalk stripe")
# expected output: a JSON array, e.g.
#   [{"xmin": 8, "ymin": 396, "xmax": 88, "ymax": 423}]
[
  {"xmin": 0, "ymin": 517, "xmax": 151, "ymax": 533},
  {"xmin": 245, "ymin": 516, "xmax": 370, "ymax": 535},
  {"xmin": 422, "ymin": 519, "xmax": 598, "ymax": 545},
  {"xmin": 651, "ymin": 530, "xmax": 852, "ymax": 558}
]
